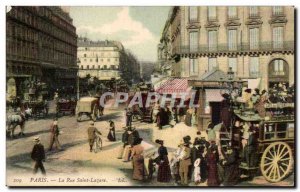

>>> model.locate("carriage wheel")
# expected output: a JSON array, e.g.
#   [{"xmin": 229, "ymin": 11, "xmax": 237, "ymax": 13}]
[{"xmin": 260, "ymin": 142, "xmax": 293, "ymax": 182}]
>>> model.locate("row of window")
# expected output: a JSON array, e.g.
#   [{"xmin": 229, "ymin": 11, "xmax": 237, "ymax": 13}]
[
  {"xmin": 188, "ymin": 58, "xmax": 286, "ymax": 77},
  {"xmin": 80, "ymin": 58, "xmax": 119, "ymax": 63},
  {"xmin": 82, "ymin": 53, "xmax": 118, "ymax": 57},
  {"xmin": 9, "ymin": 7, "xmax": 76, "ymax": 34},
  {"xmin": 7, "ymin": 38, "xmax": 76, "ymax": 65},
  {"xmin": 8, "ymin": 7, "xmax": 77, "ymax": 45},
  {"xmin": 189, "ymin": 26, "xmax": 284, "ymax": 51},
  {"xmin": 79, "ymin": 65, "xmax": 119, "ymax": 70},
  {"xmin": 189, "ymin": 6, "xmax": 284, "ymax": 22},
  {"xmin": 7, "ymin": 22, "xmax": 77, "ymax": 55}
]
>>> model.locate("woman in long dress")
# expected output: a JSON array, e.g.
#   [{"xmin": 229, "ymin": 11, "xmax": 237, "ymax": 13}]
[
  {"xmin": 107, "ymin": 121, "xmax": 116, "ymax": 142},
  {"xmin": 155, "ymin": 139, "xmax": 171, "ymax": 182},
  {"xmin": 131, "ymin": 138, "xmax": 146, "ymax": 181},
  {"xmin": 206, "ymin": 146, "xmax": 220, "ymax": 186}
]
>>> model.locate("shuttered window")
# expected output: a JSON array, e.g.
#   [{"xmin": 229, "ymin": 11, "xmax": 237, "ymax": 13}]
[
  {"xmin": 250, "ymin": 28, "xmax": 259, "ymax": 50},
  {"xmin": 273, "ymin": 27, "xmax": 283, "ymax": 49},
  {"xmin": 189, "ymin": 31, "xmax": 199, "ymax": 52},
  {"xmin": 208, "ymin": 30, "xmax": 217, "ymax": 51},
  {"xmin": 228, "ymin": 29, "xmax": 237, "ymax": 50}
]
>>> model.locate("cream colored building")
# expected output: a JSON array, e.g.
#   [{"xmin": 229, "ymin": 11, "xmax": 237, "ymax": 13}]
[
  {"xmin": 77, "ymin": 37, "xmax": 122, "ymax": 80},
  {"xmin": 162, "ymin": 6, "xmax": 294, "ymax": 90}
]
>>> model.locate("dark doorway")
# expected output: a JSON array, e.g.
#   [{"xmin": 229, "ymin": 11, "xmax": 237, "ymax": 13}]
[{"xmin": 210, "ymin": 102, "xmax": 221, "ymax": 126}]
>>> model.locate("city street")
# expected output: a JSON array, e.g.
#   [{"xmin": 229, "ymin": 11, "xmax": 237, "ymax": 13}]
[{"xmin": 6, "ymin": 101, "xmax": 294, "ymax": 187}]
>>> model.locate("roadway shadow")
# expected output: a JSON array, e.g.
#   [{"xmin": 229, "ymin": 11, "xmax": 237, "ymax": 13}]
[{"xmin": 7, "ymin": 139, "xmax": 87, "ymax": 167}]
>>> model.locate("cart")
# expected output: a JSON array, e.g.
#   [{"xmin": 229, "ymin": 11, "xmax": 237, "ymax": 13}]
[
  {"xmin": 56, "ymin": 98, "xmax": 77, "ymax": 116},
  {"xmin": 75, "ymin": 97, "xmax": 101, "ymax": 122}
]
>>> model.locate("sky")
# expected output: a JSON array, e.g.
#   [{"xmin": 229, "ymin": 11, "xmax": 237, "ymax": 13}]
[{"xmin": 69, "ymin": 6, "xmax": 171, "ymax": 62}]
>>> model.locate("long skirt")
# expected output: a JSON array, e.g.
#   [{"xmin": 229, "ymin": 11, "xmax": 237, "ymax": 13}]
[
  {"xmin": 157, "ymin": 159, "xmax": 171, "ymax": 182},
  {"xmin": 132, "ymin": 154, "xmax": 145, "ymax": 181}
]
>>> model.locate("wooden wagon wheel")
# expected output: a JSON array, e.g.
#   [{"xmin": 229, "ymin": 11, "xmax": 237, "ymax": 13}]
[{"xmin": 260, "ymin": 142, "xmax": 293, "ymax": 182}]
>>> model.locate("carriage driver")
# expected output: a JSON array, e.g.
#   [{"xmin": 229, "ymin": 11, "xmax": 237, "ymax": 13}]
[{"xmin": 87, "ymin": 121, "xmax": 102, "ymax": 152}]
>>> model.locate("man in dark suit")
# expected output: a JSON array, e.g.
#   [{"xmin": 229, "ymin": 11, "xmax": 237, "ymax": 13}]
[{"xmin": 31, "ymin": 136, "xmax": 46, "ymax": 175}]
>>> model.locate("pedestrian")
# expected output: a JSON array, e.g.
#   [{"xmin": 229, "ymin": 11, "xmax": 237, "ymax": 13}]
[
  {"xmin": 206, "ymin": 122, "xmax": 216, "ymax": 143},
  {"xmin": 117, "ymin": 126, "xmax": 129, "ymax": 159},
  {"xmin": 191, "ymin": 137, "xmax": 201, "ymax": 182},
  {"xmin": 206, "ymin": 144, "xmax": 220, "ymax": 186},
  {"xmin": 87, "ymin": 121, "xmax": 102, "ymax": 152},
  {"xmin": 184, "ymin": 108, "xmax": 192, "ymax": 126},
  {"xmin": 131, "ymin": 138, "xmax": 146, "ymax": 181},
  {"xmin": 199, "ymin": 133, "xmax": 210, "ymax": 177},
  {"xmin": 31, "ymin": 136, "xmax": 46, "ymax": 175},
  {"xmin": 222, "ymin": 147, "xmax": 240, "ymax": 186},
  {"xmin": 123, "ymin": 126, "xmax": 139, "ymax": 162},
  {"xmin": 178, "ymin": 107, "xmax": 185, "ymax": 122},
  {"xmin": 170, "ymin": 140, "xmax": 184, "ymax": 183},
  {"xmin": 245, "ymin": 126, "xmax": 258, "ymax": 167},
  {"xmin": 107, "ymin": 120, "xmax": 116, "ymax": 142},
  {"xmin": 48, "ymin": 118, "xmax": 61, "ymax": 151},
  {"xmin": 172, "ymin": 105, "xmax": 179, "ymax": 124},
  {"xmin": 155, "ymin": 139, "xmax": 171, "ymax": 183},
  {"xmin": 126, "ymin": 108, "xmax": 133, "ymax": 127},
  {"xmin": 179, "ymin": 136, "xmax": 192, "ymax": 185},
  {"xmin": 166, "ymin": 107, "xmax": 173, "ymax": 127}
]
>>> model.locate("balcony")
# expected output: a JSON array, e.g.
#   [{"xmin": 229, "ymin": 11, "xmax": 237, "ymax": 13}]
[{"xmin": 178, "ymin": 41, "xmax": 294, "ymax": 56}]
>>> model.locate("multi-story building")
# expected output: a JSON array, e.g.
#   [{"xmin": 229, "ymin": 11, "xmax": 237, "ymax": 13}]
[
  {"xmin": 77, "ymin": 37, "xmax": 122, "ymax": 81},
  {"xmin": 163, "ymin": 6, "xmax": 294, "ymax": 90},
  {"xmin": 160, "ymin": 6, "xmax": 295, "ymax": 131},
  {"xmin": 6, "ymin": 6, "xmax": 78, "ymax": 99}
]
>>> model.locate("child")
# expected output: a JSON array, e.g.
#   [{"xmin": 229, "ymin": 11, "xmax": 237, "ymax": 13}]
[{"xmin": 193, "ymin": 158, "xmax": 201, "ymax": 184}]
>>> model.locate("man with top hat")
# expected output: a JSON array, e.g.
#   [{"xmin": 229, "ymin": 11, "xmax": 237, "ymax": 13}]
[
  {"xmin": 87, "ymin": 121, "xmax": 102, "ymax": 152},
  {"xmin": 31, "ymin": 136, "xmax": 46, "ymax": 175},
  {"xmin": 179, "ymin": 136, "xmax": 192, "ymax": 185}
]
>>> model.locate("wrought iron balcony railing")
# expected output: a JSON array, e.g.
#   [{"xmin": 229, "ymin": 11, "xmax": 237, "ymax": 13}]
[{"xmin": 177, "ymin": 41, "xmax": 294, "ymax": 55}]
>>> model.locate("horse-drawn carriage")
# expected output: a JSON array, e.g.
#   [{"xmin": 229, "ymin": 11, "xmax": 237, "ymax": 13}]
[
  {"xmin": 129, "ymin": 82, "xmax": 155, "ymax": 123},
  {"xmin": 220, "ymin": 101, "xmax": 295, "ymax": 183},
  {"xmin": 56, "ymin": 98, "xmax": 77, "ymax": 116},
  {"xmin": 22, "ymin": 100, "xmax": 48, "ymax": 120}
]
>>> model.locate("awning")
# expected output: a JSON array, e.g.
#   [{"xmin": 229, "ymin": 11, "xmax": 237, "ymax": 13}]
[
  {"xmin": 156, "ymin": 78, "xmax": 190, "ymax": 94},
  {"xmin": 205, "ymin": 89, "xmax": 224, "ymax": 102}
]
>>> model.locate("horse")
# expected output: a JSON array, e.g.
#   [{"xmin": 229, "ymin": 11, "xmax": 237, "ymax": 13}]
[{"xmin": 6, "ymin": 110, "xmax": 31, "ymax": 138}]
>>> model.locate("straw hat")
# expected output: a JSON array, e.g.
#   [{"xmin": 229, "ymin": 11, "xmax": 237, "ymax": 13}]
[
  {"xmin": 89, "ymin": 121, "xmax": 95, "ymax": 125},
  {"xmin": 33, "ymin": 136, "xmax": 40, "ymax": 142}
]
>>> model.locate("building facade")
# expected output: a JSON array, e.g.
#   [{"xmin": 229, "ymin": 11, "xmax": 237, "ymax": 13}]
[
  {"xmin": 159, "ymin": 6, "xmax": 295, "ymax": 131},
  {"xmin": 77, "ymin": 37, "xmax": 122, "ymax": 81},
  {"xmin": 162, "ymin": 6, "xmax": 294, "ymax": 90},
  {"xmin": 6, "ymin": 6, "xmax": 78, "ymax": 99}
]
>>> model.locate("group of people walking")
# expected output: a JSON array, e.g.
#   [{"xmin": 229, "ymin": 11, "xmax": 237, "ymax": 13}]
[{"xmin": 154, "ymin": 105, "xmax": 197, "ymax": 129}]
